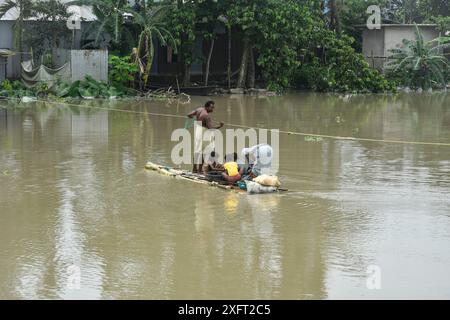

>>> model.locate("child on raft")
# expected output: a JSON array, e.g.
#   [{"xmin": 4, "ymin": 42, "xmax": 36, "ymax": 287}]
[
  {"xmin": 222, "ymin": 153, "xmax": 244, "ymax": 184},
  {"xmin": 202, "ymin": 151, "xmax": 224, "ymax": 174}
]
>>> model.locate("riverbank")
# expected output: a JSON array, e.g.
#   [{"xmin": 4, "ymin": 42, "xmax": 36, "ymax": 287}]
[{"xmin": 1, "ymin": 77, "xmax": 449, "ymax": 104}]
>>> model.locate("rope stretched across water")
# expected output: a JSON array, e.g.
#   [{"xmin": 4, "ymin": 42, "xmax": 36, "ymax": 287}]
[{"xmin": 9, "ymin": 99, "xmax": 450, "ymax": 147}]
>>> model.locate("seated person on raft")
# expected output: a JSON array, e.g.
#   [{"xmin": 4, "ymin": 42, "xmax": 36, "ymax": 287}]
[
  {"xmin": 222, "ymin": 153, "xmax": 244, "ymax": 184},
  {"xmin": 241, "ymin": 144, "xmax": 273, "ymax": 179},
  {"xmin": 202, "ymin": 151, "xmax": 224, "ymax": 174}
]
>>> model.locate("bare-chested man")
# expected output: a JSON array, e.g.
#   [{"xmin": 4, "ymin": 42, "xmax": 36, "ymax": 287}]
[{"xmin": 187, "ymin": 101, "xmax": 224, "ymax": 173}]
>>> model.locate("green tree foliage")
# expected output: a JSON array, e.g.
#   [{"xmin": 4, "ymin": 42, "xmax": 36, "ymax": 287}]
[
  {"xmin": 108, "ymin": 55, "xmax": 138, "ymax": 88},
  {"xmin": 254, "ymin": 0, "xmax": 313, "ymax": 91},
  {"xmin": 387, "ymin": 0, "xmax": 422, "ymax": 23},
  {"xmin": 225, "ymin": 0, "xmax": 393, "ymax": 92},
  {"xmin": 295, "ymin": 25, "xmax": 394, "ymax": 93},
  {"xmin": 418, "ymin": 0, "xmax": 450, "ymax": 21},
  {"xmin": 226, "ymin": 0, "xmax": 320, "ymax": 90},
  {"xmin": 429, "ymin": 16, "xmax": 450, "ymax": 33},
  {"xmin": 164, "ymin": 0, "xmax": 197, "ymax": 86}
]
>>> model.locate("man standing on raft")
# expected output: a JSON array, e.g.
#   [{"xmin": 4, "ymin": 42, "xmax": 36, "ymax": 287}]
[{"xmin": 187, "ymin": 101, "xmax": 224, "ymax": 173}]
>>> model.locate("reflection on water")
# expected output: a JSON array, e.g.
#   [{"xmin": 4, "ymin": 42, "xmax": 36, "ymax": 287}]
[{"xmin": 1, "ymin": 92, "xmax": 450, "ymax": 299}]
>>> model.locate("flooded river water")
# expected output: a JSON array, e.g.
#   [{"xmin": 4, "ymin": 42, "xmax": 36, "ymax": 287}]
[{"xmin": 1, "ymin": 92, "xmax": 450, "ymax": 299}]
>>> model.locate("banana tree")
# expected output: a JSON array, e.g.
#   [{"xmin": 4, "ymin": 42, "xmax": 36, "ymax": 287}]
[
  {"xmin": 386, "ymin": 25, "xmax": 450, "ymax": 89},
  {"xmin": 129, "ymin": 5, "xmax": 177, "ymax": 86}
]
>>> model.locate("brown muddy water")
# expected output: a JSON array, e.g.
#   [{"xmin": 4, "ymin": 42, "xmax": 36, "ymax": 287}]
[{"xmin": 0, "ymin": 92, "xmax": 450, "ymax": 299}]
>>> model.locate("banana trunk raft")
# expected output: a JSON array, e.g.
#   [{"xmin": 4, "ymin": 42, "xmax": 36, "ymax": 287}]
[{"xmin": 144, "ymin": 161, "xmax": 287, "ymax": 194}]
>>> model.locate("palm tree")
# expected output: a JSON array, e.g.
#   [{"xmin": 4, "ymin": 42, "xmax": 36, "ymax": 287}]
[
  {"xmin": 386, "ymin": 25, "xmax": 450, "ymax": 89},
  {"xmin": 129, "ymin": 5, "xmax": 177, "ymax": 86},
  {"xmin": 68, "ymin": 0, "xmax": 131, "ymax": 49},
  {"xmin": 0, "ymin": 0, "xmax": 34, "ymax": 56},
  {"xmin": 34, "ymin": 0, "xmax": 68, "ymax": 21}
]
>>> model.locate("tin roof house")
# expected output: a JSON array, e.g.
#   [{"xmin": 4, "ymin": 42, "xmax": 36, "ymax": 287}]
[
  {"xmin": 0, "ymin": 0, "xmax": 97, "ymax": 81},
  {"xmin": 361, "ymin": 24, "xmax": 441, "ymax": 72}
]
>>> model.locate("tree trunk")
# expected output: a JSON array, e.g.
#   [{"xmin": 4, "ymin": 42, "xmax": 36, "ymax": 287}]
[
  {"xmin": 237, "ymin": 40, "xmax": 250, "ymax": 88},
  {"xmin": 204, "ymin": 38, "xmax": 215, "ymax": 86},
  {"xmin": 15, "ymin": 15, "xmax": 24, "ymax": 62},
  {"xmin": 246, "ymin": 47, "xmax": 255, "ymax": 88},
  {"xmin": 183, "ymin": 62, "xmax": 191, "ymax": 87},
  {"xmin": 227, "ymin": 26, "xmax": 231, "ymax": 89},
  {"xmin": 16, "ymin": 3, "xmax": 24, "ymax": 63},
  {"xmin": 329, "ymin": 0, "xmax": 341, "ymax": 35},
  {"xmin": 179, "ymin": 27, "xmax": 192, "ymax": 87}
]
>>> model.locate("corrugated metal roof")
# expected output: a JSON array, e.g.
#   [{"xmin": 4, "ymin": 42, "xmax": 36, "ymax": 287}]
[
  {"xmin": 0, "ymin": 0, "xmax": 96, "ymax": 21},
  {"xmin": 355, "ymin": 23, "xmax": 438, "ymax": 28}
]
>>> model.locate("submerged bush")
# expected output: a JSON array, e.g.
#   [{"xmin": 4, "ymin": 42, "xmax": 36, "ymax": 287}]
[
  {"xmin": 54, "ymin": 76, "xmax": 127, "ymax": 99},
  {"xmin": 0, "ymin": 80, "xmax": 35, "ymax": 98},
  {"xmin": 0, "ymin": 76, "xmax": 128, "ymax": 100},
  {"xmin": 108, "ymin": 55, "xmax": 138, "ymax": 89}
]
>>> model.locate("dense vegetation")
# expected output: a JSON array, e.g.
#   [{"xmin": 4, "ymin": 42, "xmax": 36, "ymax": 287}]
[
  {"xmin": 1, "ymin": 0, "xmax": 449, "ymax": 95},
  {"xmin": 0, "ymin": 76, "xmax": 129, "ymax": 99}
]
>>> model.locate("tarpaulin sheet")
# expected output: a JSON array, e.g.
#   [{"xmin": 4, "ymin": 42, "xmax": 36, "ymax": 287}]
[{"xmin": 21, "ymin": 61, "xmax": 71, "ymax": 88}]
